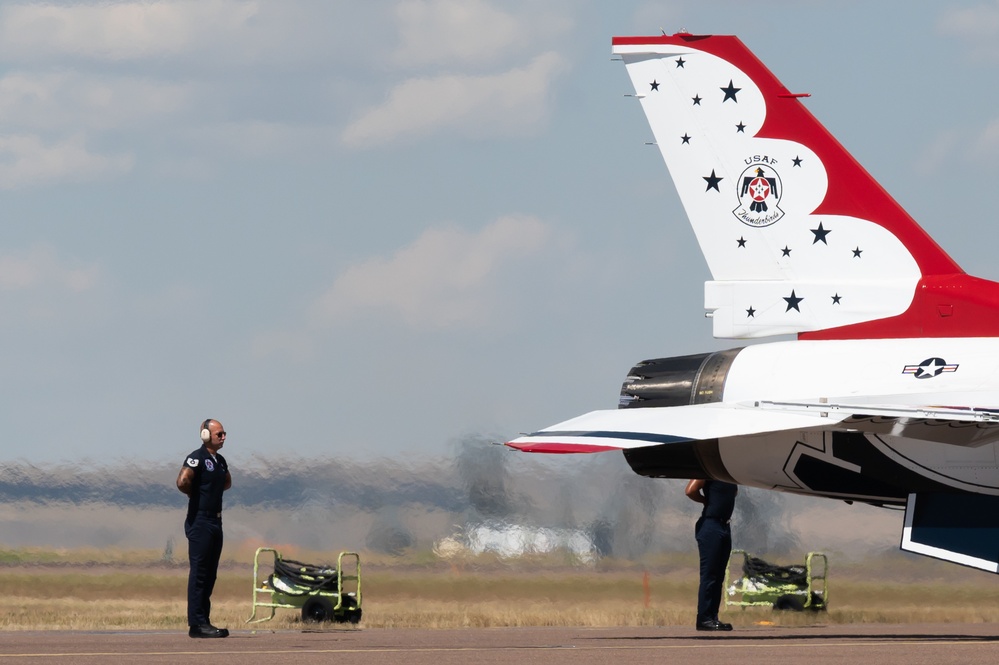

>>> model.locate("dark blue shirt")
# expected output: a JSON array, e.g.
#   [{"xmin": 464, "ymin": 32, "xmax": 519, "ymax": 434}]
[
  {"xmin": 701, "ymin": 480, "xmax": 737, "ymax": 521},
  {"xmin": 182, "ymin": 445, "xmax": 229, "ymax": 516}
]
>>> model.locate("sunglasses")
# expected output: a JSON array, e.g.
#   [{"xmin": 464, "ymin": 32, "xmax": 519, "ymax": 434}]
[{"xmin": 216, "ymin": 431, "xmax": 227, "ymax": 437}]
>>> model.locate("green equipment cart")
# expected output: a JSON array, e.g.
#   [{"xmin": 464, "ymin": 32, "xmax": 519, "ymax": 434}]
[
  {"xmin": 724, "ymin": 549, "xmax": 827, "ymax": 611},
  {"xmin": 246, "ymin": 547, "xmax": 362, "ymax": 624}
]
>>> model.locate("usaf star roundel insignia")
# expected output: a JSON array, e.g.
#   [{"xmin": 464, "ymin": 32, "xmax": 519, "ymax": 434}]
[
  {"xmin": 187, "ymin": 457, "xmax": 199, "ymax": 467},
  {"xmin": 733, "ymin": 161, "xmax": 784, "ymax": 227},
  {"xmin": 902, "ymin": 357, "xmax": 959, "ymax": 379}
]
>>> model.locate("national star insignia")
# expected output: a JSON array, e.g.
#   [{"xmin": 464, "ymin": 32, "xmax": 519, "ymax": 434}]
[
  {"xmin": 650, "ymin": 80, "xmax": 660, "ymax": 91},
  {"xmin": 810, "ymin": 222, "xmax": 831, "ymax": 245},
  {"xmin": 692, "ymin": 94, "xmax": 702, "ymax": 106},
  {"xmin": 852, "ymin": 247, "xmax": 863, "ymax": 258},
  {"xmin": 904, "ymin": 357, "xmax": 959, "ymax": 379},
  {"xmin": 721, "ymin": 80, "xmax": 741, "ymax": 102},
  {"xmin": 675, "ymin": 57, "xmax": 686, "ymax": 68},
  {"xmin": 703, "ymin": 169, "xmax": 722, "ymax": 191},
  {"xmin": 784, "ymin": 290, "xmax": 803, "ymax": 312}
]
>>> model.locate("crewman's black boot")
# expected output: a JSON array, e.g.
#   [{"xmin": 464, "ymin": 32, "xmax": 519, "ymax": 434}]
[{"xmin": 189, "ymin": 625, "xmax": 229, "ymax": 638}]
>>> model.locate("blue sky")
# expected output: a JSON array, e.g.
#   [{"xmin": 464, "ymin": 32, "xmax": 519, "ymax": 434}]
[{"xmin": 3, "ymin": 0, "xmax": 999, "ymax": 465}]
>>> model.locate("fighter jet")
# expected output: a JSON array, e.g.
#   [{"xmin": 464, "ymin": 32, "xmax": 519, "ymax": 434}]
[{"xmin": 506, "ymin": 33, "xmax": 999, "ymax": 573}]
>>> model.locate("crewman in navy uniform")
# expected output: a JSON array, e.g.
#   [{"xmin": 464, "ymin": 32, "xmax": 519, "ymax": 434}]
[
  {"xmin": 177, "ymin": 418, "xmax": 232, "ymax": 638},
  {"xmin": 685, "ymin": 479, "xmax": 738, "ymax": 632}
]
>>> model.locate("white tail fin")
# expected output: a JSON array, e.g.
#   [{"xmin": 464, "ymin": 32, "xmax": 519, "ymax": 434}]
[{"xmin": 613, "ymin": 34, "xmax": 999, "ymax": 340}]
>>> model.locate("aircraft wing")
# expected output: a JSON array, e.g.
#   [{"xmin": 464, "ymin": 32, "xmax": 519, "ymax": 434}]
[
  {"xmin": 507, "ymin": 400, "xmax": 999, "ymax": 453},
  {"xmin": 506, "ymin": 402, "xmax": 850, "ymax": 453}
]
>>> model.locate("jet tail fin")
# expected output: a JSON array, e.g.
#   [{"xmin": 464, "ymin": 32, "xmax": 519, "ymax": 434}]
[{"xmin": 612, "ymin": 34, "xmax": 999, "ymax": 340}]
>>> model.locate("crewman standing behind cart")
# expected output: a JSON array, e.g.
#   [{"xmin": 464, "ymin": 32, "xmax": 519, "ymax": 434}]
[
  {"xmin": 685, "ymin": 479, "xmax": 737, "ymax": 632},
  {"xmin": 177, "ymin": 418, "xmax": 232, "ymax": 638}
]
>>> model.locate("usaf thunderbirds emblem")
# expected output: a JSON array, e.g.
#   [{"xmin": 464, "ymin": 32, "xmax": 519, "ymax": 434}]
[
  {"xmin": 734, "ymin": 162, "xmax": 784, "ymax": 227},
  {"xmin": 902, "ymin": 357, "xmax": 959, "ymax": 379}
]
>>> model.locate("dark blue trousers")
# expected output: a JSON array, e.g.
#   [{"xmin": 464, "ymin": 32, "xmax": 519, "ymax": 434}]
[
  {"xmin": 185, "ymin": 514, "xmax": 223, "ymax": 627},
  {"xmin": 694, "ymin": 516, "xmax": 732, "ymax": 623}
]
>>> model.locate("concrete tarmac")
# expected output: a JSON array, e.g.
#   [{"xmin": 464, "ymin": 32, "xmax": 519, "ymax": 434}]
[{"xmin": 1, "ymin": 624, "xmax": 998, "ymax": 665}]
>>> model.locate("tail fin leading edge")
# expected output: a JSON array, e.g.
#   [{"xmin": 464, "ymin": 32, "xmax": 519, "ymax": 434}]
[{"xmin": 613, "ymin": 34, "xmax": 999, "ymax": 340}]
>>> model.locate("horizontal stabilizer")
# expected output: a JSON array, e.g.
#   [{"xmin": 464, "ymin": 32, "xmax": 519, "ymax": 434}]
[
  {"xmin": 902, "ymin": 493, "xmax": 999, "ymax": 573},
  {"xmin": 509, "ymin": 397, "xmax": 999, "ymax": 455},
  {"xmin": 506, "ymin": 402, "xmax": 848, "ymax": 453}
]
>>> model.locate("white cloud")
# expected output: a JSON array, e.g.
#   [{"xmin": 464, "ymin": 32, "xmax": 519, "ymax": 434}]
[
  {"xmin": 391, "ymin": 0, "xmax": 570, "ymax": 68},
  {"xmin": 341, "ymin": 52, "xmax": 567, "ymax": 147},
  {"xmin": 973, "ymin": 118, "xmax": 999, "ymax": 158},
  {"xmin": 913, "ymin": 129, "xmax": 961, "ymax": 176},
  {"xmin": 0, "ymin": 0, "xmax": 260, "ymax": 61},
  {"xmin": 0, "ymin": 72, "xmax": 194, "ymax": 132},
  {"xmin": 0, "ymin": 246, "xmax": 100, "ymax": 293},
  {"xmin": 908, "ymin": 118, "xmax": 999, "ymax": 173},
  {"xmin": 0, "ymin": 134, "xmax": 133, "ymax": 189},
  {"xmin": 938, "ymin": 2, "xmax": 999, "ymax": 60},
  {"xmin": 0, "ymin": 1, "xmax": 384, "ymax": 67},
  {"xmin": 311, "ymin": 215, "xmax": 553, "ymax": 329},
  {"xmin": 183, "ymin": 121, "xmax": 338, "ymax": 158}
]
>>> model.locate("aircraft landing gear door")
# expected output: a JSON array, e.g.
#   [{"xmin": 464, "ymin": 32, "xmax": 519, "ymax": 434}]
[{"xmin": 901, "ymin": 493, "xmax": 999, "ymax": 573}]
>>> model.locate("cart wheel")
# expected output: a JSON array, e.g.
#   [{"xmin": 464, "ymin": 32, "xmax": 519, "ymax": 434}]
[
  {"xmin": 773, "ymin": 594, "xmax": 805, "ymax": 612},
  {"xmin": 333, "ymin": 596, "xmax": 360, "ymax": 624},
  {"xmin": 302, "ymin": 597, "xmax": 335, "ymax": 623},
  {"xmin": 807, "ymin": 592, "xmax": 827, "ymax": 612}
]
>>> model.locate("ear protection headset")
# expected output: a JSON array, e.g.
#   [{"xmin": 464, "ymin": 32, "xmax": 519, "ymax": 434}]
[{"xmin": 201, "ymin": 419, "xmax": 213, "ymax": 444}]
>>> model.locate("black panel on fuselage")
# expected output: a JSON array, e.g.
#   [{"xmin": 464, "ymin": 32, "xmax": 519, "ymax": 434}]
[{"xmin": 623, "ymin": 441, "xmax": 709, "ymax": 479}]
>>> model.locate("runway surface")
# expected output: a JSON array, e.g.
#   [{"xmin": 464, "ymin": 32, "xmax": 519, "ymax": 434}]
[{"xmin": 1, "ymin": 624, "xmax": 997, "ymax": 664}]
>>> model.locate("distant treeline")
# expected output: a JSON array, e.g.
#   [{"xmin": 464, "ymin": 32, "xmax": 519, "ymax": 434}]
[
  {"xmin": 0, "ymin": 438, "xmax": 809, "ymax": 558},
  {"xmin": 0, "ymin": 459, "xmax": 467, "ymax": 512}
]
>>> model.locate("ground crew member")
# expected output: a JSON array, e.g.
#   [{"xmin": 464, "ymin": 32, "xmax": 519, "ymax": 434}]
[
  {"xmin": 177, "ymin": 418, "xmax": 231, "ymax": 638},
  {"xmin": 685, "ymin": 478, "xmax": 737, "ymax": 632}
]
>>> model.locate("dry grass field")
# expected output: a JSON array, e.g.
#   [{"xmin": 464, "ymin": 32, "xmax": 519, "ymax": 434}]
[{"xmin": 2, "ymin": 545, "xmax": 999, "ymax": 631}]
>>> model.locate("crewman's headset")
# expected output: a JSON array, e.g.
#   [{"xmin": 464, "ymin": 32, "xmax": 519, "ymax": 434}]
[{"xmin": 201, "ymin": 419, "xmax": 214, "ymax": 444}]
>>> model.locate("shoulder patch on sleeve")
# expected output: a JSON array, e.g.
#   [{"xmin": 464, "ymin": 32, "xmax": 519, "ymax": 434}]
[{"xmin": 186, "ymin": 457, "xmax": 199, "ymax": 468}]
